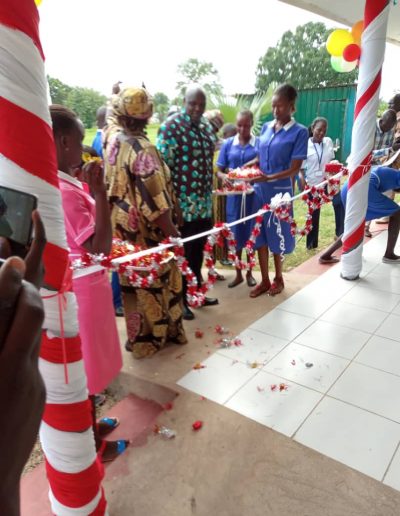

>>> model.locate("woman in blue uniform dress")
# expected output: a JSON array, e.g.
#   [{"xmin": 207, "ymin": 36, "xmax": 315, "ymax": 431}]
[
  {"xmin": 251, "ymin": 84, "xmax": 308, "ymax": 297},
  {"xmin": 319, "ymin": 166, "xmax": 400, "ymax": 265},
  {"xmin": 217, "ymin": 110, "xmax": 259, "ymax": 288}
]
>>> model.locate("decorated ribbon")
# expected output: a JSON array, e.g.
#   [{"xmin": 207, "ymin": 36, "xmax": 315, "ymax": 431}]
[{"xmin": 74, "ymin": 166, "xmax": 347, "ymax": 307}]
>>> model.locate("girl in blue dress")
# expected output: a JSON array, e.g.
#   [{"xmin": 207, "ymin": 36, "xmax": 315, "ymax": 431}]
[
  {"xmin": 217, "ymin": 110, "xmax": 259, "ymax": 288},
  {"xmin": 251, "ymin": 84, "xmax": 308, "ymax": 297}
]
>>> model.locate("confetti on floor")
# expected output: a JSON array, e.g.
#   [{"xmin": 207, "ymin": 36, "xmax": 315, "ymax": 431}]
[{"xmin": 193, "ymin": 363, "xmax": 206, "ymax": 370}]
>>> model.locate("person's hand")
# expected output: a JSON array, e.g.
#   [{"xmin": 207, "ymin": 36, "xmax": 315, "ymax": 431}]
[
  {"xmin": 0, "ymin": 257, "xmax": 46, "ymax": 515},
  {"xmin": 112, "ymin": 81, "xmax": 122, "ymax": 95},
  {"xmin": 24, "ymin": 210, "xmax": 46, "ymax": 289},
  {"xmin": 252, "ymin": 174, "xmax": 269, "ymax": 183},
  {"xmin": 217, "ymin": 172, "xmax": 232, "ymax": 188},
  {"xmin": 83, "ymin": 161, "xmax": 106, "ymax": 196}
]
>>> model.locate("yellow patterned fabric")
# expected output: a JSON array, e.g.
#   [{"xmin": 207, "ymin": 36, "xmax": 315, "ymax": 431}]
[
  {"xmin": 104, "ymin": 120, "xmax": 179, "ymax": 246},
  {"xmin": 104, "ymin": 118, "xmax": 186, "ymax": 358},
  {"xmin": 114, "ymin": 87, "xmax": 153, "ymax": 120}
]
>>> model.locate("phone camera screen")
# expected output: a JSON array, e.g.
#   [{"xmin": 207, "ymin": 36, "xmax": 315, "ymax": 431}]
[{"xmin": 0, "ymin": 187, "xmax": 37, "ymax": 246}]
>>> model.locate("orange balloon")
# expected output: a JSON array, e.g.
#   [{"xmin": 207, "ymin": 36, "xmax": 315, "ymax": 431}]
[{"xmin": 351, "ymin": 20, "xmax": 364, "ymax": 45}]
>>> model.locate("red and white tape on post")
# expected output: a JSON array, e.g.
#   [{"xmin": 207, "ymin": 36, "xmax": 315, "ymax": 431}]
[
  {"xmin": 341, "ymin": 0, "xmax": 390, "ymax": 279},
  {"xmin": 0, "ymin": 1, "xmax": 107, "ymax": 514}
]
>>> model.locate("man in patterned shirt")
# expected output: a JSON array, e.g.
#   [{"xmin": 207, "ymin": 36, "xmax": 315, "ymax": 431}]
[{"xmin": 157, "ymin": 86, "xmax": 219, "ymax": 320}]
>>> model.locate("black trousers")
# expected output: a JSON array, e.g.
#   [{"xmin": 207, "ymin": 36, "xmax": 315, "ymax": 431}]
[
  {"xmin": 306, "ymin": 206, "xmax": 321, "ymax": 249},
  {"xmin": 180, "ymin": 218, "xmax": 212, "ymax": 305}
]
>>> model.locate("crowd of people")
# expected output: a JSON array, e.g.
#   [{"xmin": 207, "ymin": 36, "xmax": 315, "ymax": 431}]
[{"xmin": 2, "ymin": 84, "xmax": 400, "ymax": 511}]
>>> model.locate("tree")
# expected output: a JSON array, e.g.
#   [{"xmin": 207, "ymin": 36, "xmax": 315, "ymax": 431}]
[
  {"xmin": 176, "ymin": 58, "xmax": 223, "ymax": 100},
  {"xmin": 377, "ymin": 98, "xmax": 388, "ymax": 117},
  {"xmin": 66, "ymin": 87, "xmax": 107, "ymax": 128},
  {"xmin": 47, "ymin": 76, "xmax": 107, "ymax": 128},
  {"xmin": 210, "ymin": 84, "xmax": 276, "ymax": 136},
  {"xmin": 48, "ymin": 76, "xmax": 72, "ymax": 105},
  {"xmin": 255, "ymin": 22, "xmax": 358, "ymax": 92},
  {"xmin": 153, "ymin": 92, "xmax": 170, "ymax": 123}
]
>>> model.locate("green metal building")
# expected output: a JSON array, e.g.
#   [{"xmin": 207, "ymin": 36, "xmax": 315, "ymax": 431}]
[{"xmin": 295, "ymin": 84, "xmax": 357, "ymax": 163}]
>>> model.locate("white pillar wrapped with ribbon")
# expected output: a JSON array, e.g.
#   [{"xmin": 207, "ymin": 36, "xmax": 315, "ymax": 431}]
[
  {"xmin": 341, "ymin": 0, "xmax": 391, "ymax": 279},
  {"xmin": 0, "ymin": 0, "xmax": 107, "ymax": 513}
]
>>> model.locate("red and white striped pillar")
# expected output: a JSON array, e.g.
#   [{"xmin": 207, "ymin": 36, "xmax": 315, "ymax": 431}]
[
  {"xmin": 0, "ymin": 1, "xmax": 107, "ymax": 513},
  {"xmin": 341, "ymin": 0, "xmax": 391, "ymax": 279}
]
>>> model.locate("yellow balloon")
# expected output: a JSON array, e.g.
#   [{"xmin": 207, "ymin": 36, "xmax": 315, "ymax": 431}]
[
  {"xmin": 35, "ymin": 0, "xmax": 42, "ymax": 5},
  {"xmin": 351, "ymin": 20, "xmax": 364, "ymax": 45},
  {"xmin": 326, "ymin": 29, "xmax": 354, "ymax": 57}
]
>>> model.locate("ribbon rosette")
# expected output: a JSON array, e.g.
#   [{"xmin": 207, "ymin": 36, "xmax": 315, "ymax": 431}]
[{"xmin": 270, "ymin": 192, "xmax": 292, "ymax": 210}]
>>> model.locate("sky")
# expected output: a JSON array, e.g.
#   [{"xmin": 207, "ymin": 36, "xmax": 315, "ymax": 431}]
[{"xmin": 38, "ymin": 0, "xmax": 400, "ymax": 101}]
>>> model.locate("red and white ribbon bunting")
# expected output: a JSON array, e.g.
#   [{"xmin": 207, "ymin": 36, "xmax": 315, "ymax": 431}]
[
  {"xmin": 0, "ymin": 1, "xmax": 106, "ymax": 513},
  {"xmin": 341, "ymin": 0, "xmax": 390, "ymax": 279}
]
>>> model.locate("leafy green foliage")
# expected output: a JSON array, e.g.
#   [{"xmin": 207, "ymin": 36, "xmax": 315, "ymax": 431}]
[
  {"xmin": 377, "ymin": 98, "xmax": 388, "ymax": 117},
  {"xmin": 153, "ymin": 92, "xmax": 170, "ymax": 123},
  {"xmin": 176, "ymin": 58, "xmax": 223, "ymax": 101},
  {"xmin": 255, "ymin": 22, "xmax": 358, "ymax": 92},
  {"xmin": 48, "ymin": 76, "xmax": 107, "ymax": 128},
  {"xmin": 210, "ymin": 84, "xmax": 275, "ymax": 135}
]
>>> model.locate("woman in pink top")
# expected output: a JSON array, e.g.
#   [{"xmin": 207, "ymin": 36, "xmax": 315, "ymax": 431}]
[{"xmin": 50, "ymin": 105, "xmax": 127, "ymax": 462}]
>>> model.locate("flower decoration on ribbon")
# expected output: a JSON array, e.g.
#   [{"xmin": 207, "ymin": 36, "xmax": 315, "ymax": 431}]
[{"xmin": 270, "ymin": 192, "xmax": 292, "ymax": 210}]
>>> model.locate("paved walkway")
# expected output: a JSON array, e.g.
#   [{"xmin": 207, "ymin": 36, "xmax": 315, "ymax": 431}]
[
  {"xmin": 178, "ymin": 231, "xmax": 400, "ymax": 489},
  {"xmin": 22, "ymin": 228, "xmax": 400, "ymax": 515}
]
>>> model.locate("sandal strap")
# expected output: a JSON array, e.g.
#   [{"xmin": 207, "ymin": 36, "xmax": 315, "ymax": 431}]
[
  {"xmin": 99, "ymin": 417, "xmax": 118, "ymax": 428},
  {"xmin": 117, "ymin": 440, "xmax": 129, "ymax": 454},
  {"xmin": 250, "ymin": 282, "xmax": 270, "ymax": 297},
  {"xmin": 268, "ymin": 278, "xmax": 284, "ymax": 295}
]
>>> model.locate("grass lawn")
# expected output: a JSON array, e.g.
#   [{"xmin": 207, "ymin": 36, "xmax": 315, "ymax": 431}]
[
  {"xmin": 84, "ymin": 123, "xmax": 160, "ymax": 147},
  {"xmin": 282, "ymin": 198, "xmax": 336, "ymax": 272},
  {"xmin": 85, "ymin": 122, "xmax": 336, "ymax": 271},
  {"xmin": 83, "ymin": 127, "xmax": 97, "ymax": 146}
]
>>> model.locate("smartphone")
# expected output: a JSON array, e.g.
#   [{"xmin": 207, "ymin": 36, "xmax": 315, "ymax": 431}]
[{"xmin": 0, "ymin": 186, "xmax": 37, "ymax": 246}]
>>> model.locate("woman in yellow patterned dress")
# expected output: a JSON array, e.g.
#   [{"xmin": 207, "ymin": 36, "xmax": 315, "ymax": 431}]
[{"xmin": 104, "ymin": 87, "xmax": 187, "ymax": 359}]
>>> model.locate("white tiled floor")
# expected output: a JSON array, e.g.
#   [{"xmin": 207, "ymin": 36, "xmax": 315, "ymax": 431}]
[
  {"xmin": 294, "ymin": 320, "xmax": 370, "ymax": 359},
  {"xmin": 225, "ymin": 371, "xmax": 322, "ymax": 437},
  {"xmin": 177, "ymin": 231, "xmax": 400, "ymax": 488},
  {"xmin": 320, "ymin": 300, "xmax": 389, "ymax": 333},
  {"xmin": 375, "ymin": 313, "xmax": 400, "ymax": 341},
  {"xmin": 294, "ymin": 397, "xmax": 400, "ymax": 481},
  {"xmin": 216, "ymin": 328, "xmax": 289, "ymax": 365},
  {"xmin": 262, "ymin": 342, "xmax": 349, "ymax": 393},
  {"xmin": 249, "ymin": 309, "xmax": 314, "ymax": 341}
]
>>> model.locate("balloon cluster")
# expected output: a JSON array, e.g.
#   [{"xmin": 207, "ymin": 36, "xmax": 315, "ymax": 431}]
[{"xmin": 326, "ymin": 20, "xmax": 363, "ymax": 73}]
